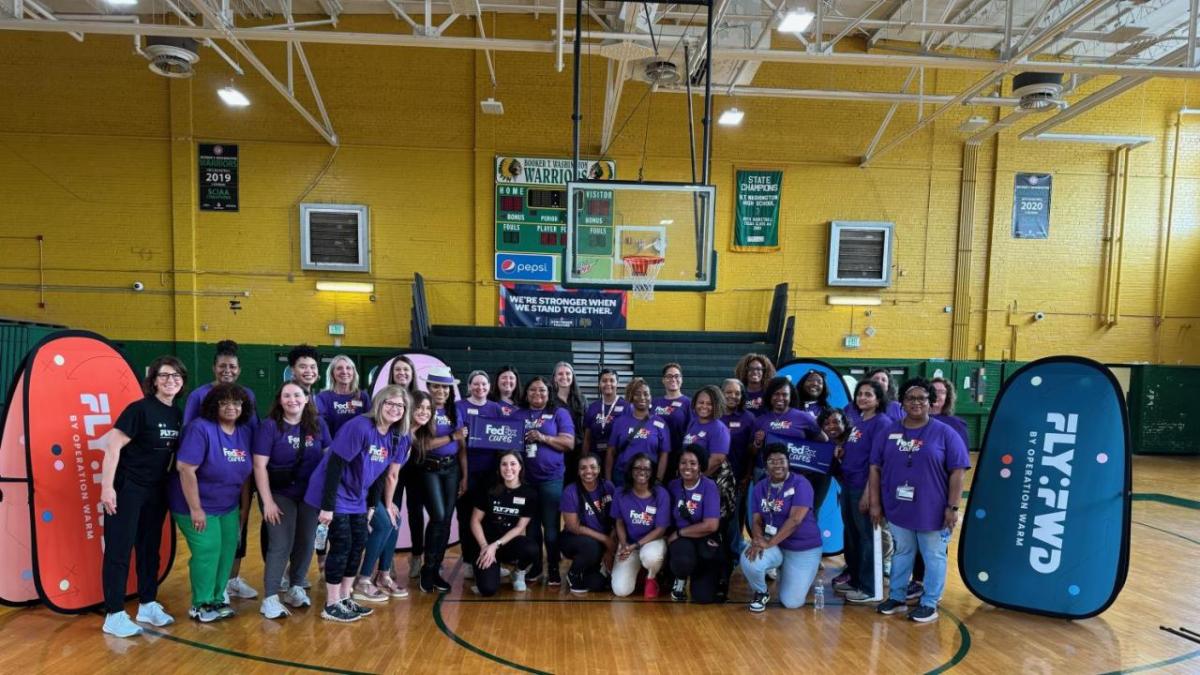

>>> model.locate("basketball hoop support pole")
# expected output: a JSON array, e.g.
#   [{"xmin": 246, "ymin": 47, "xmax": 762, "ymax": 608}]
[{"xmin": 571, "ymin": 0, "xmax": 584, "ymax": 178}]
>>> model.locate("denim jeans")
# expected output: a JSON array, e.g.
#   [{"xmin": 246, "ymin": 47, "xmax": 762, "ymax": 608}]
[
  {"xmin": 840, "ymin": 486, "xmax": 875, "ymax": 595},
  {"xmin": 528, "ymin": 478, "xmax": 564, "ymax": 575},
  {"xmin": 359, "ymin": 498, "xmax": 397, "ymax": 576},
  {"xmin": 887, "ymin": 522, "xmax": 949, "ymax": 608},
  {"xmin": 740, "ymin": 544, "xmax": 822, "ymax": 609}
]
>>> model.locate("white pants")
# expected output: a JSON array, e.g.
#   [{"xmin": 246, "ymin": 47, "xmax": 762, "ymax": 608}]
[{"xmin": 611, "ymin": 539, "xmax": 666, "ymax": 597}]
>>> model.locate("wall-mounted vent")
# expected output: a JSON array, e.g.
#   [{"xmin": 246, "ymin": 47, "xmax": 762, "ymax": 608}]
[
  {"xmin": 300, "ymin": 203, "xmax": 370, "ymax": 272},
  {"xmin": 827, "ymin": 221, "xmax": 894, "ymax": 287}
]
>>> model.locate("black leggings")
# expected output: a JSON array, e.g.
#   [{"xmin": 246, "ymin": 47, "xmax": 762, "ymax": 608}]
[
  {"xmin": 457, "ymin": 471, "xmax": 493, "ymax": 568},
  {"xmin": 324, "ymin": 513, "xmax": 368, "ymax": 585},
  {"xmin": 474, "ymin": 536, "xmax": 538, "ymax": 597},
  {"xmin": 396, "ymin": 461, "xmax": 425, "ymax": 556},
  {"xmin": 420, "ymin": 464, "xmax": 459, "ymax": 572},
  {"xmin": 101, "ymin": 478, "xmax": 167, "ymax": 614},
  {"xmin": 668, "ymin": 536, "xmax": 723, "ymax": 604},
  {"xmin": 559, "ymin": 531, "xmax": 609, "ymax": 591}
]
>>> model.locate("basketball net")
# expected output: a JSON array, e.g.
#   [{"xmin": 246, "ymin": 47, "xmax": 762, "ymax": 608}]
[{"xmin": 622, "ymin": 255, "xmax": 664, "ymax": 301}]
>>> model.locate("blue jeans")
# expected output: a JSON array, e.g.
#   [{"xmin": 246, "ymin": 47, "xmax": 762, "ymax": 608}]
[
  {"xmin": 740, "ymin": 545, "xmax": 822, "ymax": 609},
  {"xmin": 528, "ymin": 478, "xmax": 564, "ymax": 576},
  {"xmin": 359, "ymin": 499, "xmax": 396, "ymax": 576},
  {"xmin": 887, "ymin": 522, "xmax": 949, "ymax": 608},
  {"xmin": 840, "ymin": 486, "xmax": 875, "ymax": 595}
]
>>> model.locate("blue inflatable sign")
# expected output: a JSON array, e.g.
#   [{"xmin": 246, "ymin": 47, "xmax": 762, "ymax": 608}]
[{"xmin": 959, "ymin": 356, "xmax": 1131, "ymax": 618}]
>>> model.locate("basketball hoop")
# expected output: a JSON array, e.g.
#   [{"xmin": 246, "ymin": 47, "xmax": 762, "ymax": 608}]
[{"xmin": 622, "ymin": 255, "xmax": 665, "ymax": 301}]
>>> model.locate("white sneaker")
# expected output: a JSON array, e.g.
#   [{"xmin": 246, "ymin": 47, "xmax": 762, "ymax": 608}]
[
  {"xmin": 409, "ymin": 555, "xmax": 422, "ymax": 579},
  {"xmin": 464, "ymin": 566, "xmax": 475, "ymax": 580},
  {"xmin": 260, "ymin": 595, "xmax": 291, "ymax": 619},
  {"xmin": 283, "ymin": 585, "xmax": 312, "ymax": 609},
  {"xmin": 135, "ymin": 601, "xmax": 174, "ymax": 627},
  {"xmin": 470, "ymin": 584, "xmax": 481, "ymax": 595},
  {"xmin": 500, "ymin": 567, "xmax": 511, "ymax": 579},
  {"xmin": 102, "ymin": 611, "xmax": 143, "ymax": 638},
  {"xmin": 766, "ymin": 567, "xmax": 779, "ymax": 581},
  {"xmin": 513, "ymin": 570, "xmax": 528, "ymax": 592},
  {"xmin": 226, "ymin": 576, "xmax": 258, "ymax": 599}
]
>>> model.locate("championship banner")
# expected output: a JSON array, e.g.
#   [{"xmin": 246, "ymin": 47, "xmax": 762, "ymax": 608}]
[
  {"xmin": 499, "ymin": 283, "xmax": 627, "ymax": 329},
  {"xmin": 0, "ymin": 331, "xmax": 175, "ymax": 613},
  {"xmin": 777, "ymin": 358, "xmax": 852, "ymax": 554},
  {"xmin": 468, "ymin": 416, "xmax": 524, "ymax": 452},
  {"xmin": 198, "ymin": 143, "xmax": 239, "ymax": 212},
  {"xmin": 959, "ymin": 356, "xmax": 1131, "ymax": 618},
  {"xmin": 765, "ymin": 432, "xmax": 835, "ymax": 475},
  {"xmin": 1013, "ymin": 172, "xmax": 1051, "ymax": 239},
  {"xmin": 732, "ymin": 169, "xmax": 783, "ymax": 251}
]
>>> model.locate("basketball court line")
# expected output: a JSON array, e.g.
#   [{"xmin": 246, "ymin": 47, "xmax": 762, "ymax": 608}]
[{"xmin": 140, "ymin": 626, "xmax": 376, "ymax": 674}]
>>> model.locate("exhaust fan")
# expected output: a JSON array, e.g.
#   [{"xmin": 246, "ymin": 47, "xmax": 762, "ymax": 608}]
[
  {"xmin": 144, "ymin": 37, "xmax": 200, "ymax": 78},
  {"xmin": 1012, "ymin": 72, "xmax": 1065, "ymax": 112}
]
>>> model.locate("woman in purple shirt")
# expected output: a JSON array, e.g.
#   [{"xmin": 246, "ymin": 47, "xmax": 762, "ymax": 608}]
[
  {"xmin": 488, "ymin": 364, "xmax": 523, "ymax": 417},
  {"xmin": 582, "ymin": 368, "xmax": 626, "ymax": 463},
  {"xmin": 869, "ymin": 378, "xmax": 971, "ymax": 623},
  {"xmin": 796, "ymin": 369, "xmax": 831, "ymax": 418},
  {"xmin": 720, "ymin": 378, "xmax": 756, "ymax": 485},
  {"xmin": 750, "ymin": 376, "xmax": 821, "ymax": 473},
  {"xmin": 666, "ymin": 446, "xmax": 723, "ymax": 604},
  {"xmin": 605, "ymin": 378, "xmax": 670, "ymax": 485},
  {"xmin": 315, "ymin": 355, "xmax": 371, "ymax": 438},
  {"xmin": 559, "ymin": 454, "xmax": 616, "ymax": 594},
  {"xmin": 734, "ymin": 353, "xmax": 775, "ymax": 416},
  {"xmin": 456, "ymin": 370, "xmax": 503, "ymax": 583},
  {"xmin": 740, "ymin": 443, "xmax": 824, "ymax": 612},
  {"xmin": 653, "ymin": 363, "xmax": 692, "ymax": 479},
  {"xmin": 415, "ymin": 366, "xmax": 467, "ymax": 594},
  {"xmin": 609, "ymin": 453, "xmax": 670, "ymax": 598},
  {"xmin": 303, "ymin": 386, "xmax": 410, "ymax": 623},
  {"xmin": 930, "ymin": 377, "xmax": 971, "ymax": 448},
  {"xmin": 169, "ymin": 383, "xmax": 256, "ymax": 623},
  {"xmin": 684, "ymin": 386, "xmax": 737, "ymax": 599},
  {"xmin": 182, "ymin": 339, "xmax": 258, "ymax": 427},
  {"xmin": 252, "ymin": 382, "xmax": 333, "ymax": 618},
  {"xmin": 868, "ymin": 368, "xmax": 904, "ymax": 421},
  {"xmin": 519, "ymin": 376, "xmax": 576, "ymax": 586}
]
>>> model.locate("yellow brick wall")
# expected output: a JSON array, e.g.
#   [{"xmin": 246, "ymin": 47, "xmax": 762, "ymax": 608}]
[{"xmin": 0, "ymin": 16, "xmax": 1197, "ymax": 363}]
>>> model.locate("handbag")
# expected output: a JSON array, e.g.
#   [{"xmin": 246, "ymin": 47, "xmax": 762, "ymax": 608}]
[{"xmin": 267, "ymin": 428, "xmax": 308, "ymax": 490}]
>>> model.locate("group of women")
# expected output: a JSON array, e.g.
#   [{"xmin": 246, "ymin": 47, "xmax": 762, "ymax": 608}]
[{"xmin": 99, "ymin": 345, "xmax": 971, "ymax": 637}]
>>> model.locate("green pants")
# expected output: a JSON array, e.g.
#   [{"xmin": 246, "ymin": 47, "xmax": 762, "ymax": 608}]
[{"xmin": 174, "ymin": 509, "xmax": 240, "ymax": 607}]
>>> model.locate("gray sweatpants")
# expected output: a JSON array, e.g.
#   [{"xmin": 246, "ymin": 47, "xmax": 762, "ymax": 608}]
[{"xmin": 261, "ymin": 493, "xmax": 320, "ymax": 596}]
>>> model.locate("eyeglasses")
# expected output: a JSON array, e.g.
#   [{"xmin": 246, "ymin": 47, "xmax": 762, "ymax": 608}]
[
  {"xmin": 382, "ymin": 401, "xmax": 405, "ymax": 411},
  {"xmin": 156, "ymin": 372, "xmax": 183, "ymax": 381},
  {"xmin": 904, "ymin": 396, "xmax": 930, "ymax": 404},
  {"xmin": 631, "ymin": 466, "xmax": 652, "ymax": 474},
  {"xmin": 219, "ymin": 400, "xmax": 243, "ymax": 408},
  {"xmin": 747, "ymin": 366, "xmax": 764, "ymax": 372},
  {"xmin": 765, "ymin": 456, "xmax": 788, "ymax": 465},
  {"xmin": 663, "ymin": 374, "xmax": 682, "ymax": 380}
]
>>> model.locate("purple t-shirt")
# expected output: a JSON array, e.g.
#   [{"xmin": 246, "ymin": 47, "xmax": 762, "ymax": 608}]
[
  {"xmin": 799, "ymin": 400, "xmax": 826, "ymax": 418},
  {"xmin": 252, "ymin": 417, "xmax": 333, "ymax": 501},
  {"xmin": 458, "ymin": 399, "xmax": 504, "ymax": 473},
  {"xmin": 183, "ymin": 383, "xmax": 258, "ymax": 428},
  {"xmin": 682, "ymin": 418, "xmax": 731, "ymax": 460},
  {"xmin": 168, "ymin": 419, "xmax": 254, "ymax": 516},
  {"xmin": 666, "ymin": 476, "xmax": 720, "ymax": 530},
  {"xmin": 869, "ymin": 417, "xmax": 971, "ymax": 532},
  {"xmin": 934, "ymin": 414, "xmax": 971, "ymax": 449},
  {"xmin": 885, "ymin": 400, "xmax": 904, "ymax": 421},
  {"xmin": 607, "ymin": 414, "xmax": 670, "ymax": 479},
  {"xmin": 652, "ymin": 396, "xmax": 692, "ymax": 452},
  {"xmin": 751, "ymin": 472, "xmax": 822, "ymax": 551},
  {"xmin": 744, "ymin": 388, "xmax": 766, "ymax": 416},
  {"xmin": 584, "ymin": 397, "xmax": 628, "ymax": 452},
  {"xmin": 840, "ymin": 407, "xmax": 892, "ymax": 490},
  {"xmin": 494, "ymin": 400, "xmax": 521, "ymax": 418},
  {"xmin": 303, "ymin": 415, "xmax": 407, "ymax": 514},
  {"xmin": 430, "ymin": 406, "xmax": 462, "ymax": 458},
  {"xmin": 561, "ymin": 479, "xmax": 616, "ymax": 534},
  {"xmin": 315, "ymin": 390, "xmax": 371, "ymax": 437},
  {"xmin": 610, "ymin": 485, "xmax": 670, "ymax": 542},
  {"xmin": 721, "ymin": 410, "xmax": 756, "ymax": 478},
  {"xmin": 752, "ymin": 408, "xmax": 820, "ymax": 467},
  {"xmin": 519, "ymin": 406, "xmax": 575, "ymax": 483}
]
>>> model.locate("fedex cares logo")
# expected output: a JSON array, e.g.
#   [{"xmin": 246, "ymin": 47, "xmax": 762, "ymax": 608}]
[
  {"xmin": 368, "ymin": 444, "xmax": 389, "ymax": 463},
  {"xmin": 768, "ymin": 420, "xmax": 793, "ymax": 431},
  {"xmin": 495, "ymin": 253, "xmax": 556, "ymax": 282},
  {"xmin": 223, "ymin": 447, "xmax": 249, "ymax": 463}
]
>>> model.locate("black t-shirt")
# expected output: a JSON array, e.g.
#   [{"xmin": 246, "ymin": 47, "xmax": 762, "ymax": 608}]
[
  {"xmin": 474, "ymin": 483, "xmax": 537, "ymax": 540},
  {"xmin": 113, "ymin": 396, "xmax": 183, "ymax": 486}
]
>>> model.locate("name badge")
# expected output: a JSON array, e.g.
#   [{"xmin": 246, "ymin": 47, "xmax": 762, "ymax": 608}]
[
  {"xmin": 896, "ymin": 485, "xmax": 915, "ymax": 502},
  {"xmin": 764, "ymin": 524, "xmax": 778, "ymax": 536},
  {"xmin": 513, "ymin": 497, "xmax": 526, "ymax": 505},
  {"xmin": 671, "ymin": 401, "xmax": 683, "ymax": 408},
  {"xmin": 889, "ymin": 433, "xmax": 903, "ymax": 441},
  {"xmin": 350, "ymin": 400, "xmax": 363, "ymax": 408},
  {"xmin": 729, "ymin": 422, "xmax": 741, "ymax": 428},
  {"xmin": 646, "ymin": 506, "xmax": 657, "ymax": 514},
  {"xmin": 614, "ymin": 406, "xmax": 624, "ymax": 413},
  {"xmin": 467, "ymin": 408, "xmax": 479, "ymax": 415},
  {"xmin": 691, "ymin": 493, "xmax": 702, "ymax": 501},
  {"xmin": 783, "ymin": 488, "xmax": 795, "ymax": 497},
  {"xmin": 542, "ymin": 414, "xmax": 554, "ymax": 420}
]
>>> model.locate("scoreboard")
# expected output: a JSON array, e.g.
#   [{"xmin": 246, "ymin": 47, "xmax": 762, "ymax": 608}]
[{"xmin": 495, "ymin": 156, "xmax": 615, "ymax": 281}]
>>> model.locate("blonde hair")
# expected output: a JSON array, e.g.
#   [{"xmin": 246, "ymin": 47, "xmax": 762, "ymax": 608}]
[
  {"xmin": 369, "ymin": 385, "xmax": 412, "ymax": 433},
  {"xmin": 323, "ymin": 354, "xmax": 361, "ymax": 393}
]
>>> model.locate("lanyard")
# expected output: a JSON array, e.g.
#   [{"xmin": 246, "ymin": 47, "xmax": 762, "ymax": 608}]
[{"xmin": 764, "ymin": 480, "xmax": 787, "ymax": 529}]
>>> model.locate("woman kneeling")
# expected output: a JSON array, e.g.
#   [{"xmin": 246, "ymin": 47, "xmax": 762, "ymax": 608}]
[{"xmin": 471, "ymin": 451, "xmax": 539, "ymax": 596}]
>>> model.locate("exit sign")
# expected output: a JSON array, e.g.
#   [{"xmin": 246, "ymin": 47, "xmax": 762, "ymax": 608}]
[{"xmin": 843, "ymin": 334, "xmax": 861, "ymax": 349}]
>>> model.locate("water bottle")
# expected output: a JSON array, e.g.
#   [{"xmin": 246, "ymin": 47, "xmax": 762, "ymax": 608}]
[
  {"xmin": 314, "ymin": 523, "xmax": 329, "ymax": 550},
  {"xmin": 813, "ymin": 568, "xmax": 825, "ymax": 610}
]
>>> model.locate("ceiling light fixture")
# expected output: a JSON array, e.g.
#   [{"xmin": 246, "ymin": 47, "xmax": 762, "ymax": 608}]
[
  {"xmin": 106, "ymin": 0, "xmax": 138, "ymax": 6},
  {"xmin": 718, "ymin": 108, "xmax": 745, "ymax": 126},
  {"xmin": 217, "ymin": 85, "xmax": 250, "ymax": 107},
  {"xmin": 779, "ymin": 9, "xmax": 815, "ymax": 34}
]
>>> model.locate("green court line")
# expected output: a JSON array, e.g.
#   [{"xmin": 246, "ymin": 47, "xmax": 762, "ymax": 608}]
[
  {"xmin": 1100, "ymin": 649, "xmax": 1200, "ymax": 675},
  {"xmin": 143, "ymin": 627, "xmax": 377, "ymax": 674},
  {"xmin": 926, "ymin": 606, "xmax": 972, "ymax": 675},
  {"xmin": 431, "ymin": 594, "xmax": 552, "ymax": 675},
  {"xmin": 1132, "ymin": 493, "xmax": 1200, "ymax": 510},
  {"xmin": 1133, "ymin": 520, "xmax": 1200, "ymax": 547}
]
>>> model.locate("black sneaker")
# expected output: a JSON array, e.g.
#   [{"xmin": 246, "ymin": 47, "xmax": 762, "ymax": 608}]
[
  {"xmin": 213, "ymin": 603, "xmax": 236, "ymax": 619},
  {"xmin": 749, "ymin": 591, "xmax": 770, "ymax": 613},
  {"xmin": 566, "ymin": 571, "xmax": 588, "ymax": 595},
  {"xmin": 908, "ymin": 605, "xmax": 939, "ymax": 623},
  {"xmin": 320, "ymin": 602, "xmax": 360, "ymax": 623},
  {"xmin": 419, "ymin": 570, "xmax": 435, "ymax": 594},
  {"xmin": 906, "ymin": 580, "xmax": 924, "ymax": 602},
  {"xmin": 188, "ymin": 604, "xmax": 220, "ymax": 623},
  {"xmin": 430, "ymin": 573, "xmax": 452, "ymax": 592},
  {"xmin": 342, "ymin": 599, "xmax": 374, "ymax": 617},
  {"xmin": 671, "ymin": 579, "xmax": 687, "ymax": 602},
  {"xmin": 546, "ymin": 569, "xmax": 562, "ymax": 587},
  {"xmin": 876, "ymin": 598, "xmax": 907, "ymax": 615}
]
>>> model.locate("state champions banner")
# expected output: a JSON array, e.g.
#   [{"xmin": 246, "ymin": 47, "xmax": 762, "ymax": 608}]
[
  {"xmin": 0, "ymin": 331, "xmax": 174, "ymax": 612},
  {"xmin": 959, "ymin": 356, "xmax": 1131, "ymax": 618},
  {"xmin": 733, "ymin": 169, "xmax": 783, "ymax": 251},
  {"xmin": 499, "ymin": 283, "xmax": 627, "ymax": 329}
]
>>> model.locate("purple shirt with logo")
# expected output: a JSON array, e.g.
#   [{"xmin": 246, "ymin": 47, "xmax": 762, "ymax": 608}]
[
  {"xmin": 183, "ymin": 383, "xmax": 258, "ymax": 428},
  {"xmin": 315, "ymin": 390, "xmax": 371, "ymax": 437},
  {"xmin": 168, "ymin": 419, "xmax": 255, "ymax": 516},
  {"xmin": 744, "ymin": 388, "xmax": 766, "ymax": 416},
  {"xmin": 458, "ymin": 399, "xmax": 504, "ymax": 473},
  {"xmin": 751, "ymin": 472, "xmax": 822, "ymax": 551},
  {"xmin": 721, "ymin": 410, "xmax": 756, "ymax": 478},
  {"xmin": 752, "ymin": 408, "xmax": 820, "ymax": 468},
  {"xmin": 652, "ymin": 395, "xmax": 692, "ymax": 452},
  {"xmin": 252, "ymin": 417, "xmax": 334, "ymax": 501},
  {"xmin": 667, "ymin": 476, "xmax": 720, "ymax": 530},
  {"xmin": 561, "ymin": 479, "xmax": 616, "ymax": 534},
  {"xmin": 682, "ymin": 418, "xmax": 731, "ymax": 459},
  {"xmin": 869, "ymin": 417, "xmax": 971, "ymax": 531},
  {"xmin": 610, "ymin": 485, "xmax": 671, "ymax": 542},
  {"xmin": 519, "ymin": 405, "xmax": 575, "ymax": 482},
  {"xmin": 430, "ymin": 407, "xmax": 462, "ymax": 458},
  {"xmin": 304, "ymin": 415, "xmax": 407, "ymax": 515},
  {"xmin": 584, "ymin": 397, "xmax": 627, "ymax": 452},
  {"xmin": 607, "ymin": 414, "xmax": 670, "ymax": 479},
  {"xmin": 840, "ymin": 407, "xmax": 893, "ymax": 491}
]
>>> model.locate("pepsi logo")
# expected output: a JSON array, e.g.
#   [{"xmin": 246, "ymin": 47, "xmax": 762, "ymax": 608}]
[{"xmin": 501, "ymin": 259, "xmax": 516, "ymax": 272}]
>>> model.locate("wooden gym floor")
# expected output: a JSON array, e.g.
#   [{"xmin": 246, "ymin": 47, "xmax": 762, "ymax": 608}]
[{"xmin": 1, "ymin": 454, "xmax": 1197, "ymax": 674}]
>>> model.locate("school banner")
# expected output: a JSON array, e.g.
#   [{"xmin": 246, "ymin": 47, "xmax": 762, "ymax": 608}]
[
  {"xmin": 959, "ymin": 356, "xmax": 1131, "ymax": 618},
  {"xmin": 733, "ymin": 169, "xmax": 783, "ymax": 251},
  {"xmin": 776, "ymin": 358, "xmax": 852, "ymax": 554},
  {"xmin": 0, "ymin": 331, "xmax": 175, "ymax": 613},
  {"xmin": 1013, "ymin": 172, "xmax": 1051, "ymax": 239},
  {"xmin": 499, "ymin": 283, "xmax": 627, "ymax": 329}
]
